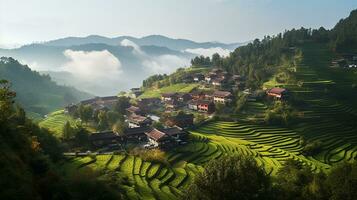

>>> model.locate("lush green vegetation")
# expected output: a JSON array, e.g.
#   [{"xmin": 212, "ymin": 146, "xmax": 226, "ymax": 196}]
[
  {"xmin": 140, "ymin": 83, "xmax": 199, "ymax": 98},
  {"xmin": 0, "ymin": 80, "xmax": 125, "ymax": 200},
  {"xmin": 0, "ymin": 57, "xmax": 91, "ymax": 116}
]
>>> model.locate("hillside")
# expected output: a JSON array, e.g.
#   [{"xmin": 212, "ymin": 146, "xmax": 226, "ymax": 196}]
[
  {"xmin": 43, "ymin": 34, "xmax": 242, "ymax": 51},
  {"xmin": 0, "ymin": 57, "xmax": 92, "ymax": 115}
]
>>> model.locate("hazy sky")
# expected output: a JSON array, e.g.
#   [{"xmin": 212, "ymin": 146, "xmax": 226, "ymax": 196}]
[{"xmin": 1, "ymin": 0, "xmax": 356, "ymax": 47}]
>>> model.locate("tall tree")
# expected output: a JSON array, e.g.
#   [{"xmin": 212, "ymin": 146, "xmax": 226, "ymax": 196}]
[{"xmin": 185, "ymin": 155, "xmax": 271, "ymax": 200}]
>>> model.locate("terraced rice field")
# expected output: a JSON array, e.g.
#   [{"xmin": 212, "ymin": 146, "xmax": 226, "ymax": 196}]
[{"xmin": 39, "ymin": 110, "xmax": 78, "ymax": 137}]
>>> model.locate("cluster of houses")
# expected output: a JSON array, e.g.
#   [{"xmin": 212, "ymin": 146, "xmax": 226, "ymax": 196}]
[
  {"xmin": 89, "ymin": 125, "xmax": 188, "ymax": 149},
  {"xmin": 71, "ymin": 67, "xmax": 290, "ymax": 151},
  {"xmin": 65, "ymin": 96, "xmax": 119, "ymax": 114}
]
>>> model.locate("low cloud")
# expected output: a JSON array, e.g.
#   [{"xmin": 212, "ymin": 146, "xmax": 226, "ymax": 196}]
[
  {"xmin": 120, "ymin": 39, "xmax": 190, "ymax": 75},
  {"xmin": 61, "ymin": 49, "xmax": 124, "ymax": 95},
  {"xmin": 62, "ymin": 49, "xmax": 122, "ymax": 80},
  {"xmin": 184, "ymin": 47, "xmax": 231, "ymax": 57}
]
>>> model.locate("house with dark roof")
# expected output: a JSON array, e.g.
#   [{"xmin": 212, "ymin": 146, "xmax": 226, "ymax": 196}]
[
  {"xmin": 188, "ymin": 100, "xmax": 215, "ymax": 113},
  {"xmin": 127, "ymin": 114, "xmax": 152, "ymax": 128},
  {"xmin": 145, "ymin": 127, "xmax": 188, "ymax": 148},
  {"xmin": 213, "ymin": 90, "xmax": 233, "ymax": 104},
  {"xmin": 123, "ymin": 126, "xmax": 152, "ymax": 142},
  {"xmin": 126, "ymin": 105, "xmax": 143, "ymax": 115},
  {"xmin": 161, "ymin": 92, "xmax": 178, "ymax": 102},
  {"xmin": 165, "ymin": 99, "xmax": 180, "ymax": 110},
  {"xmin": 165, "ymin": 113, "xmax": 194, "ymax": 128},
  {"xmin": 145, "ymin": 128, "xmax": 172, "ymax": 147},
  {"xmin": 266, "ymin": 88, "xmax": 288, "ymax": 99},
  {"xmin": 193, "ymin": 73, "xmax": 205, "ymax": 82},
  {"xmin": 177, "ymin": 93, "xmax": 192, "ymax": 102},
  {"xmin": 89, "ymin": 131, "xmax": 121, "ymax": 147}
]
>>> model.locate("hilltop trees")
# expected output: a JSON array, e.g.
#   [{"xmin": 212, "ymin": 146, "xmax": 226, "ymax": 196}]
[{"xmin": 185, "ymin": 155, "xmax": 271, "ymax": 200}]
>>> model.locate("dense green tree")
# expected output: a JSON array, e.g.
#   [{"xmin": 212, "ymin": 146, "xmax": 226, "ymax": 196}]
[
  {"xmin": 114, "ymin": 96, "xmax": 131, "ymax": 115},
  {"xmin": 326, "ymin": 162, "xmax": 357, "ymax": 200},
  {"xmin": 274, "ymin": 159, "xmax": 327, "ymax": 200},
  {"xmin": 62, "ymin": 121, "xmax": 74, "ymax": 140},
  {"xmin": 185, "ymin": 155, "xmax": 271, "ymax": 200},
  {"xmin": 97, "ymin": 110, "xmax": 109, "ymax": 131}
]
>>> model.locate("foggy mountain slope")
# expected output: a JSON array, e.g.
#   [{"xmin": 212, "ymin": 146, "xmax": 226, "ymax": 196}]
[{"xmin": 0, "ymin": 35, "xmax": 244, "ymax": 95}]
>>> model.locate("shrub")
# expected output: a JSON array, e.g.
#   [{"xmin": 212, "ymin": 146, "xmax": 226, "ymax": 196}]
[{"xmin": 130, "ymin": 148, "xmax": 168, "ymax": 165}]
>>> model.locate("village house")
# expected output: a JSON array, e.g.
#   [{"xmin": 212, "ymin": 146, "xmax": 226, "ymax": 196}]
[
  {"xmin": 145, "ymin": 128, "xmax": 173, "ymax": 148},
  {"xmin": 64, "ymin": 104, "xmax": 78, "ymax": 114},
  {"xmin": 162, "ymin": 126, "xmax": 188, "ymax": 141},
  {"xmin": 122, "ymin": 126, "xmax": 152, "ymax": 142},
  {"xmin": 137, "ymin": 98, "xmax": 161, "ymax": 112},
  {"xmin": 165, "ymin": 99, "xmax": 179, "ymax": 110},
  {"xmin": 212, "ymin": 77, "xmax": 226, "ymax": 86},
  {"xmin": 80, "ymin": 96, "xmax": 118, "ymax": 110},
  {"xmin": 190, "ymin": 90, "xmax": 205, "ymax": 100},
  {"xmin": 213, "ymin": 90, "xmax": 233, "ymax": 104},
  {"xmin": 177, "ymin": 93, "xmax": 192, "ymax": 102},
  {"xmin": 205, "ymin": 73, "xmax": 217, "ymax": 83},
  {"xmin": 193, "ymin": 73, "xmax": 205, "ymax": 82},
  {"xmin": 145, "ymin": 127, "xmax": 187, "ymax": 148},
  {"xmin": 131, "ymin": 88, "xmax": 143, "ymax": 98},
  {"xmin": 165, "ymin": 112, "xmax": 194, "ymax": 128},
  {"xmin": 127, "ymin": 114, "xmax": 152, "ymax": 128},
  {"xmin": 188, "ymin": 100, "xmax": 215, "ymax": 113},
  {"xmin": 161, "ymin": 93, "xmax": 178, "ymax": 102},
  {"xmin": 266, "ymin": 88, "xmax": 288, "ymax": 100},
  {"xmin": 89, "ymin": 131, "xmax": 120, "ymax": 147},
  {"xmin": 197, "ymin": 100, "xmax": 215, "ymax": 113},
  {"xmin": 126, "ymin": 105, "xmax": 143, "ymax": 115}
]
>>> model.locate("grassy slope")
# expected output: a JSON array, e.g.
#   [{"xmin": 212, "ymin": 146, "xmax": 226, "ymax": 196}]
[{"xmin": 139, "ymin": 83, "xmax": 199, "ymax": 98}]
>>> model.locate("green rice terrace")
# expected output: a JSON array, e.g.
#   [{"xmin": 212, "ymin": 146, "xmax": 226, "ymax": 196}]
[{"xmin": 62, "ymin": 43, "xmax": 357, "ymax": 200}]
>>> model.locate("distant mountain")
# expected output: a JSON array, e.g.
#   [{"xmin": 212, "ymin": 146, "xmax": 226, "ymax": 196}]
[
  {"xmin": 0, "ymin": 57, "xmax": 92, "ymax": 115},
  {"xmin": 43, "ymin": 34, "xmax": 242, "ymax": 51},
  {"xmin": 0, "ymin": 35, "xmax": 245, "ymax": 95}
]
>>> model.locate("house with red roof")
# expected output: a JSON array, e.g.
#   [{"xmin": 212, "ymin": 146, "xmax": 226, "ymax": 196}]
[{"xmin": 266, "ymin": 88, "xmax": 288, "ymax": 99}]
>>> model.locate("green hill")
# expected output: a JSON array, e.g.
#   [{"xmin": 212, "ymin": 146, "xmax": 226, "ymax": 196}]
[{"xmin": 0, "ymin": 57, "xmax": 92, "ymax": 116}]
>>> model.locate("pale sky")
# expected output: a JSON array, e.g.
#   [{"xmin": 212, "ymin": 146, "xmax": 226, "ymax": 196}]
[{"xmin": 0, "ymin": 0, "xmax": 356, "ymax": 48}]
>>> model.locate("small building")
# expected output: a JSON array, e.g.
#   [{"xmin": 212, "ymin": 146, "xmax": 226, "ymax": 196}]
[
  {"xmin": 205, "ymin": 74, "xmax": 217, "ymax": 83},
  {"xmin": 213, "ymin": 90, "xmax": 233, "ymax": 104},
  {"xmin": 190, "ymin": 91, "xmax": 205, "ymax": 100},
  {"xmin": 177, "ymin": 93, "xmax": 192, "ymax": 102},
  {"xmin": 161, "ymin": 93, "xmax": 178, "ymax": 102},
  {"xmin": 188, "ymin": 100, "xmax": 199, "ymax": 111},
  {"xmin": 266, "ymin": 88, "xmax": 288, "ymax": 100},
  {"xmin": 165, "ymin": 113, "xmax": 194, "ymax": 128},
  {"xmin": 126, "ymin": 105, "xmax": 143, "ymax": 115},
  {"xmin": 64, "ymin": 104, "xmax": 78, "ymax": 114},
  {"xmin": 162, "ymin": 126, "xmax": 188, "ymax": 140},
  {"xmin": 123, "ymin": 126, "xmax": 152, "ymax": 142},
  {"xmin": 193, "ymin": 73, "xmax": 205, "ymax": 82},
  {"xmin": 127, "ymin": 114, "xmax": 152, "ymax": 128},
  {"xmin": 212, "ymin": 77, "xmax": 226, "ymax": 86},
  {"xmin": 89, "ymin": 131, "xmax": 120, "ymax": 147},
  {"xmin": 145, "ymin": 128, "xmax": 172, "ymax": 148},
  {"xmin": 197, "ymin": 100, "xmax": 215, "ymax": 113},
  {"xmin": 165, "ymin": 99, "xmax": 180, "ymax": 109}
]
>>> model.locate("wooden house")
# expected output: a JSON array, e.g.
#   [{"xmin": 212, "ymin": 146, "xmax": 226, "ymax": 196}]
[
  {"xmin": 89, "ymin": 131, "xmax": 120, "ymax": 147},
  {"xmin": 213, "ymin": 90, "xmax": 233, "ymax": 104},
  {"xmin": 266, "ymin": 88, "xmax": 288, "ymax": 100},
  {"xmin": 145, "ymin": 128, "xmax": 172, "ymax": 148},
  {"xmin": 193, "ymin": 73, "xmax": 205, "ymax": 82},
  {"xmin": 127, "ymin": 114, "xmax": 152, "ymax": 128},
  {"xmin": 177, "ymin": 93, "xmax": 192, "ymax": 102},
  {"xmin": 165, "ymin": 113, "xmax": 194, "ymax": 128},
  {"xmin": 126, "ymin": 105, "xmax": 143, "ymax": 115},
  {"xmin": 123, "ymin": 126, "xmax": 152, "ymax": 142},
  {"xmin": 161, "ymin": 93, "xmax": 178, "ymax": 102}
]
